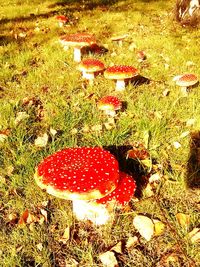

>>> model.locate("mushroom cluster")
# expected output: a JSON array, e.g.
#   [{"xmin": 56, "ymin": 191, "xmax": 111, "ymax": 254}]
[{"xmin": 35, "ymin": 147, "xmax": 136, "ymax": 225}]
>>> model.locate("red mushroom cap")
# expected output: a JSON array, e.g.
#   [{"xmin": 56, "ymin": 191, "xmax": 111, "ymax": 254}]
[
  {"xmin": 175, "ymin": 74, "xmax": 198, "ymax": 87},
  {"xmin": 96, "ymin": 171, "xmax": 136, "ymax": 206},
  {"xmin": 60, "ymin": 33, "xmax": 96, "ymax": 47},
  {"xmin": 56, "ymin": 15, "xmax": 69, "ymax": 23},
  {"xmin": 34, "ymin": 147, "xmax": 119, "ymax": 201},
  {"xmin": 78, "ymin": 58, "xmax": 105, "ymax": 73},
  {"xmin": 104, "ymin": 65, "xmax": 138, "ymax": 80},
  {"xmin": 98, "ymin": 96, "xmax": 122, "ymax": 111}
]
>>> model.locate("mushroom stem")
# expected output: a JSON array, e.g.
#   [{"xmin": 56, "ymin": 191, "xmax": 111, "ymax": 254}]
[
  {"xmin": 72, "ymin": 200, "xmax": 112, "ymax": 225},
  {"xmin": 104, "ymin": 110, "xmax": 116, "ymax": 117},
  {"xmin": 82, "ymin": 71, "xmax": 95, "ymax": 80},
  {"xmin": 73, "ymin": 47, "xmax": 82, "ymax": 62},
  {"xmin": 63, "ymin": 45, "xmax": 69, "ymax": 51},
  {"xmin": 180, "ymin": 86, "xmax": 189, "ymax": 95},
  {"xmin": 116, "ymin": 80, "xmax": 126, "ymax": 91},
  {"xmin": 59, "ymin": 21, "xmax": 64, "ymax": 27}
]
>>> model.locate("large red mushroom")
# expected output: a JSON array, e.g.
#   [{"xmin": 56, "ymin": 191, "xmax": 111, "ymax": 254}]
[
  {"xmin": 104, "ymin": 65, "xmax": 138, "ymax": 91},
  {"xmin": 35, "ymin": 147, "xmax": 119, "ymax": 200},
  {"xmin": 59, "ymin": 33, "xmax": 96, "ymax": 62}
]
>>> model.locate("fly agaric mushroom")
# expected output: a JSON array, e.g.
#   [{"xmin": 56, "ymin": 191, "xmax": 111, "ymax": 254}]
[
  {"xmin": 34, "ymin": 147, "xmax": 119, "ymax": 201},
  {"xmin": 73, "ymin": 171, "xmax": 136, "ymax": 225},
  {"xmin": 104, "ymin": 65, "xmax": 138, "ymax": 91},
  {"xmin": 77, "ymin": 58, "xmax": 105, "ymax": 85},
  {"xmin": 59, "ymin": 33, "xmax": 96, "ymax": 62},
  {"xmin": 174, "ymin": 73, "xmax": 198, "ymax": 94},
  {"xmin": 97, "ymin": 96, "xmax": 122, "ymax": 117},
  {"xmin": 56, "ymin": 15, "xmax": 69, "ymax": 27},
  {"xmin": 111, "ymin": 34, "xmax": 128, "ymax": 46}
]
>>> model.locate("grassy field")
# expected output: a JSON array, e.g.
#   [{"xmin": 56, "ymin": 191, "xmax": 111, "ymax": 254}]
[{"xmin": 0, "ymin": 0, "xmax": 200, "ymax": 266}]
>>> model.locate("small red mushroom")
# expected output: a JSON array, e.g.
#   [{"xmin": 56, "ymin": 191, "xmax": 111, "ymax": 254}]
[
  {"xmin": 56, "ymin": 15, "xmax": 69, "ymax": 27},
  {"xmin": 96, "ymin": 171, "xmax": 136, "ymax": 206},
  {"xmin": 59, "ymin": 33, "xmax": 96, "ymax": 62},
  {"xmin": 77, "ymin": 58, "xmax": 105, "ymax": 85},
  {"xmin": 174, "ymin": 73, "xmax": 198, "ymax": 95},
  {"xmin": 73, "ymin": 172, "xmax": 136, "ymax": 225},
  {"xmin": 97, "ymin": 95, "xmax": 122, "ymax": 117},
  {"xmin": 104, "ymin": 65, "xmax": 138, "ymax": 91},
  {"xmin": 111, "ymin": 34, "xmax": 128, "ymax": 47}
]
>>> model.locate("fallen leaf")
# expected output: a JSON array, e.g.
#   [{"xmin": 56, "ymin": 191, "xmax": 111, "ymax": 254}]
[
  {"xmin": 173, "ymin": 141, "xmax": 181, "ymax": 149},
  {"xmin": 36, "ymin": 243, "xmax": 43, "ymax": 251},
  {"xmin": 34, "ymin": 133, "xmax": 48, "ymax": 147},
  {"xmin": 104, "ymin": 122, "xmax": 115, "ymax": 130},
  {"xmin": 59, "ymin": 226, "xmax": 70, "ymax": 244},
  {"xmin": 126, "ymin": 236, "xmax": 138, "ymax": 249},
  {"xmin": 110, "ymin": 241, "xmax": 122, "ymax": 254},
  {"xmin": 127, "ymin": 148, "xmax": 149, "ymax": 160},
  {"xmin": 186, "ymin": 118, "xmax": 196, "ymax": 127},
  {"xmin": 133, "ymin": 215, "xmax": 154, "ymax": 241},
  {"xmin": 162, "ymin": 89, "xmax": 170, "ymax": 96},
  {"xmin": 18, "ymin": 209, "xmax": 29, "ymax": 225},
  {"xmin": 16, "ymin": 245, "xmax": 23, "ymax": 253},
  {"xmin": 149, "ymin": 173, "xmax": 162, "ymax": 184},
  {"xmin": 65, "ymin": 258, "xmax": 79, "ymax": 266},
  {"xmin": 176, "ymin": 213, "xmax": 190, "ymax": 228},
  {"xmin": 91, "ymin": 124, "xmax": 103, "ymax": 132},
  {"xmin": 14, "ymin": 112, "xmax": 29, "ymax": 125},
  {"xmin": 40, "ymin": 208, "xmax": 48, "ymax": 223},
  {"xmin": 49, "ymin": 128, "xmax": 57, "ymax": 136},
  {"xmin": 188, "ymin": 228, "xmax": 200, "ymax": 243},
  {"xmin": 153, "ymin": 219, "xmax": 165, "ymax": 236},
  {"xmin": 82, "ymin": 125, "xmax": 90, "ymax": 133},
  {"xmin": 143, "ymin": 183, "xmax": 154, "ymax": 197},
  {"xmin": 0, "ymin": 133, "xmax": 8, "ymax": 143},
  {"xmin": 71, "ymin": 128, "xmax": 78, "ymax": 135},
  {"xmin": 99, "ymin": 251, "xmax": 118, "ymax": 267},
  {"xmin": 180, "ymin": 131, "xmax": 190, "ymax": 138}
]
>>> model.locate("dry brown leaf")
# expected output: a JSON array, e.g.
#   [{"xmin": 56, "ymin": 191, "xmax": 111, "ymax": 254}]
[
  {"xmin": 65, "ymin": 258, "xmax": 79, "ymax": 267},
  {"xmin": 0, "ymin": 133, "xmax": 8, "ymax": 143},
  {"xmin": 173, "ymin": 141, "xmax": 181, "ymax": 149},
  {"xmin": 99, "ymin": 251, "xmax": 118, "ymax": 267},
  {"xmin": 91, "ymin": 124, "xmax": 103, "ymax": 132},
  {"xmin": 186, "ymin": 118, "xmax": 196, "ymax": 127},
  {"xmin": 126, "ymin": 236, "xmax": 138, "ymax": 249},
  {"xmin": 176, "ymin": 213, "xmax": 190, "ymax": 228},
  {"xmin": 59, "ymin": 226, "xmax": 70, "ymax": 244},
  {"xmin": 16, "ymin": 245, "xmax": 23, "ymax": 253},
  {"xmin": 162, "ymin": 88, "xmax": 170, "ymax": 96},
  {"xmin": 14, "ymin": 112, "xmax": 29, "ymax": 125},
  {"xmin": 133, "ymin": 215, "xmax": 154, "ymax": 241},
  {"xmin": 18, "ymin": 209, "xmax": 29, "ymax": 225},
  {"xmin": 40, "ymin": 208, "xmax": 48, "ymax": 223},
  {"xmin": 36, "ymin": 243, "xmax": 43, "ymax": 251},
  {"xmin": 110, "ymin": 241, "xmax": 122, "ymax": 254},
  {"xmin": 34, "ymin": 133, "xmax": 48, "ymax": 147},
  {"xmin": 188, "ymin": 228, "xmax": 200, "ymax": 243}
]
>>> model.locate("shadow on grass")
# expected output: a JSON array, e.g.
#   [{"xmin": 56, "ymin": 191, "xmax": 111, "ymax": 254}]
[
  {"xmin": 104, "ymin": 145, "xmax": 150, "ymax": 198},
  {"xmin": 186, "ymin": 131, "xmax": 200, "ymax": 189}
]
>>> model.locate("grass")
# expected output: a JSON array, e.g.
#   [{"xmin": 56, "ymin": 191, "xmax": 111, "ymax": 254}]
[{"xmin": 0, "ymin": 0, "xmax": 200, "ymax": 266}]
